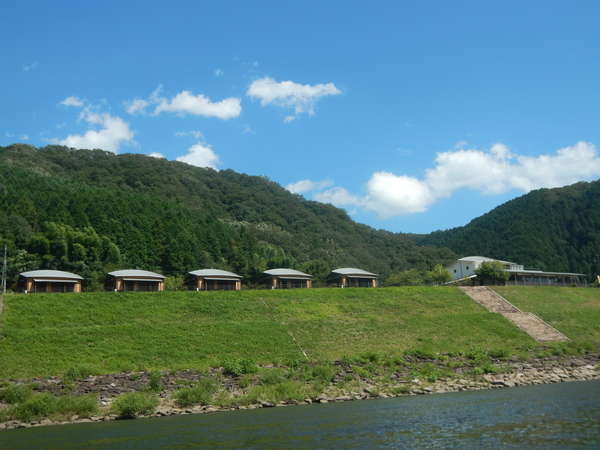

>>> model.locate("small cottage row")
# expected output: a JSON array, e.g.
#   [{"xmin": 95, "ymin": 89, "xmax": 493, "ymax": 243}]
[{"xmin": 17, "ymin": 267, "xmax": 378, "ymax": 294}]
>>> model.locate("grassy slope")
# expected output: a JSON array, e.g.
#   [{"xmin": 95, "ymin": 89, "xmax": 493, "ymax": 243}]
[
  {"xmin": 0, "ymin": 287, "xmax": 540, "ymax": 379},
  {"xmin": 493, "ymin": 286, "xmax": 600, "ymax": 346}
]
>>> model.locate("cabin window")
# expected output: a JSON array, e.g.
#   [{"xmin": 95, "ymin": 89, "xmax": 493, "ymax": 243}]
[
  {"xmin": 466, "ymin": 266, "xmax": 469, "ymax": 270},
  {"xmin": 453, "ymin": 269, "xmax": 456, "ymax": 273}
]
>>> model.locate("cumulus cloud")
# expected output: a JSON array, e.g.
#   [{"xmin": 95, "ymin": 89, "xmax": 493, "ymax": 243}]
[
  {"xmin": 176, "ymin": 143, "xmax": 219, "ymax": 169},
  {"xmin": 286, "ymin": 179, "xmax": 333, "ymax": 194},
  {"xmin": 247, "ymin": 77, "xmax": 341, "ymax": 121},
  {"xmin": 148, "ymin": 152, "xmax": 164, "ymax": 158},
  {"xmin": 125, "ymin": 86, "xmax": 241, "ymax": 119},
  {"xmin": 214, "ymin": 68, "xmax": 224, "ymax": 77},
  {"xmin": 313, "ymin": 142, "xmax": 600, "ymax": 217},
  {"xmin": 53, "ymin": 100, "xmax": 134, "ymax": 153},
  {"xmin": 60, "ymin": 96, "xmax": 84, "ymax": 107}
]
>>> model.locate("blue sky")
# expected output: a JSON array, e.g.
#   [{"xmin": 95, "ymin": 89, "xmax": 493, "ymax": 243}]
[{"xmin": 2, "ymin": 1, "xmax": 600, "ymax": 233}]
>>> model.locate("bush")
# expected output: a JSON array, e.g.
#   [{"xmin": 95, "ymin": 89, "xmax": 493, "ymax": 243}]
[
  {"xmin": 111, "ymin": 392, "xmax": 159, "ymax": 419},
  {"xmin": 222, "ymin": 358, "xmax": 258, "ymax": 377},
  {"xmin": 0, "ymin": 384, "xmax": 32, "ymax": 404},
  {"xmin": 11, "ymin": 393, "xmax": 56, "ymax": 422},
  {"xmin": 63, "ymin": 365, "xmax": 97, "ymax": 382},
  {"xmin": 54, "ymin": 394, "xmax": 99, "ymax": 419},
  {"xmin": 173, "ymin": 379, "xmax": 218, "ymax": 407},
  {"xmin": 147, "ymin": 371, "xmax": 163, "ymax": 392}
]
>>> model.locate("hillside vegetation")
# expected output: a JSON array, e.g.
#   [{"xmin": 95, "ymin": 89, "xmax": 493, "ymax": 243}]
[
  {"xmin": 0, "ymin": 287, "xmax": 541, "ymax": 379},
  {"xmin": 0, "ymin": 144, "xmax": 454, "ymax": 289},
  {"xmin": 419, "ymin": 181, "xmax": 600, "ymax": 276}
]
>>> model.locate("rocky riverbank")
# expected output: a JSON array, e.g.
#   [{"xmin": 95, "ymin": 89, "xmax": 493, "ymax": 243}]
[{"xmin": 1, "ymin": 353, "xmax": 599, "ymax": 431}]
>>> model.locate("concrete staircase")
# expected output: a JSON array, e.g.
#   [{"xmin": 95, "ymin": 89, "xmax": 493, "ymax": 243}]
[{"xmin": 460, "ymin": 286, "xmax": 569, "ymax": 342}]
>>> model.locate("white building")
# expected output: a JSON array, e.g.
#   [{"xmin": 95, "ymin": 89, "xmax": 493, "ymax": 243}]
[{"xmin": 447, "ymin": 256, "xmax": 523, "ymax": 281}]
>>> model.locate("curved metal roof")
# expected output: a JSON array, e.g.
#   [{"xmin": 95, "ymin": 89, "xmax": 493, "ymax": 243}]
[
  {"xmin": 188, "ymin": 269, "xmax": 242, "ymax": 279},
  {"xmin": 264, "ymin": 268, "xmax": 312, "ymax": 278},
  {"xmin": 108, "ymin": 269, "xmax": 165, "ymax": 279},
  {"xmin": 19, "ymin": 270, "xmax": 83, "ymax": 280},
  {"xmin": 458, "ymin": 256, "xmax": 515, "ymax": 264},
  {"xmin": 331, "ymin": 267, "xmax": 377, "ymax": 277}
]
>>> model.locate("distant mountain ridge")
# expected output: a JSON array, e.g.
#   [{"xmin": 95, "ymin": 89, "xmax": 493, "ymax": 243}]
[
  {"xmin": 1, "ymin": 144, "xmax": 598, "ymax": 288},
  {"xmin": 0, "ymin": 144, "xmax": 454, "ymax": 288}
]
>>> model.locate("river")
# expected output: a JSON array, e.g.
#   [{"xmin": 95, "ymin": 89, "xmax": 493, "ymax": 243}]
[{"xmin": 1, "ymin": 380, "xmax": 599, "ymax": 449}]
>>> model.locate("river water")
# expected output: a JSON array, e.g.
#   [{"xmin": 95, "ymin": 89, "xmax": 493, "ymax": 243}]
[{"xmin": 1, "ymin": 380, "xmax": 599, "ymax": 449}]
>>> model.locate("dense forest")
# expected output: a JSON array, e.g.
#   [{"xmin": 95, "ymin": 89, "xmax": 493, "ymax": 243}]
[
  {"xmin": 418, "ymin": 181, "xmax": 600, "ymax": 276},
  {"xmin": 0, "ymin": 144, "xmax": 454, "ymax": 289},
  {"xmin": 2, "ymin": 144, "xmax": 598, "ymax": 290}
]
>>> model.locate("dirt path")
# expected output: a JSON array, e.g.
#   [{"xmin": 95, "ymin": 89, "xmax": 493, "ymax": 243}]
[{"xmin": 460, "ymin": 286, "xmax": 569, "ymax": 342}]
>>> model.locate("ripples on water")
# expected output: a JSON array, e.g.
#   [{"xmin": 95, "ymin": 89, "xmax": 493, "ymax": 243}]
[{"xmin": 1, "ymin": 380, "xmax": 599, "ymax": 449}]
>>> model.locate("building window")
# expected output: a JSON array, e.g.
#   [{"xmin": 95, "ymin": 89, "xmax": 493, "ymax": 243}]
[
  {"xmin": 466, "ymin": 266, "xmax": 469, "ymax": 270},
  {"xmin": 453, "ymin": 269, "xmax": 456, "ymax": 273}
]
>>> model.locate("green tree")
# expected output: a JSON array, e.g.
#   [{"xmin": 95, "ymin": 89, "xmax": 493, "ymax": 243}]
[
  {"xmin": 475, "ymin": 261, "xmax": 509, "ymax": 285},
  {"xmin": 429, "ymin": 264, "xmax": 451, "ymax": 285}
]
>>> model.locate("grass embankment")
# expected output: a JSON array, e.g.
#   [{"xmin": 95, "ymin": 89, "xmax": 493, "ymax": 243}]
[
  {"xmin": 0, "ymin": 287, "xmax": 599, "ymax": 425},
  {"xmin": 493, "ymin": 286, "xmax": 600, "ymax": 348},
  {"xmin": 0, "ymin": 287, "xmax": 539, "ymax": 379}
]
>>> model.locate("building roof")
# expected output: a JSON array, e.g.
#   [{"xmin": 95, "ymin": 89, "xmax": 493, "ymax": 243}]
[
  {"xmin": 506, "ymin": 269, "xmax": 586, "ymax": 277},
  {"xmin": 188, "ymin": 269, "xmax": 242, "ymax": 279},
  {"xmin": 19, "ymin": 270, "xmax": 83, "ymax": 280},
  {"xmin": 330, "ymin": 267, "xmax": 377, "ymax": 278},
  {"xmin": 458, "ymin": 256, "xmax": 516, "ymax": 265},
  {"xmin": 108, "ymin": 269, "xmax": 165, "ymax": 279},
  {"xmin": 264, "ymin": 268, "xmax": 312, "ymax": 278}
]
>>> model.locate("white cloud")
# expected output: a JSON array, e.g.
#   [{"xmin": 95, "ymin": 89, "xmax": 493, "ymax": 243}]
[
  {"xmin": 176, "ymin": 143, "xmax": 219, "ymax": 169},
  {"xmin": 125, "ymin": 86, "xmax": 241, "ymax": 119},
  {"xmin": 54, "ymin": 107, "xmax": 134, "ymax": 153},
  {"xmin": 175, "ymin": 130, "xmax": 204, "ymax": 139},
  {"xmin": 23, "ymin": 62, "xmax": 39, "ymax": 72},
  {"xmin": 247, "ymin": 77, "xmax": 341, "ymax": 121},
  {"xmin": 125, "ymin": 98, "xmax": 149, "ymax": 115},
  {"xmin": 286, "ymin": 179, "xmax": 333, "ymax": 194},
  {"xmin": 154, "ymin": 91, "xmax": 241, "ymax": 119},
  {"xmin": 61, "ymin": 96, "xmax": 84, "ymax": 107},
  {"xmin": 148, "ymin": 152, "xmax": 165, "ymax": 159},
  {"xmin": 214, "ymin": 68, "xmax": 224, "ymax": 77},
  {"xmin": 312, "ymin": 141, "xmax": 600, "ymax": 217},
  {"xmin": 20, "ymin": 134, "xmax": 29, "ymax": 140},
  {"xmin": 314, "ymin": 187, "xmax": 363, "ymax": 207}
]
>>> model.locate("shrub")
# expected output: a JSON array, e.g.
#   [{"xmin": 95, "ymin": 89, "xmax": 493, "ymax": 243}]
[
  {"xmin": 11, "ymin": 393, "xmax": 56, "ymax": 422},
  {"xmin": 487, "ymin": 349, "xmax": 510, "ymax": 359},
  {"xmin": 173, "ymin": 379, "xmax": 217, "ymax": 407},
  {"xmin": 147, "ymin": 371, "xmax": 163, "ymax": 392},
  {"xmin": 54, "ymin": 394, "xmax": 98, "ymax": 418},
  {"xmin": 259, "ymin": 369, "xmax": 288, "ymax": 386},
  {"xmin": 222, "ymin": 358, "xmax": 257, "ymax": 377},
  {"xmin": 63, "ymin": 365, "xmax": 97, "ymax": 382},
  {"xmin": 0, "ymin": 384, "xmax": 32, "ymax": 404},
  {"xmin": 111, "ymin": 392, "xmax": 159, "ymax": 419}
]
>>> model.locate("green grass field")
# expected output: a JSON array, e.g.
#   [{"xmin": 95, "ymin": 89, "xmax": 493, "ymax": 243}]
[
  {"xmin": 493, "ymin": 286, "xmax": 600, "ymax": 346},
  {"xmin": 0, "ymin": 286, "xmax": 597, "ymax": 380}
]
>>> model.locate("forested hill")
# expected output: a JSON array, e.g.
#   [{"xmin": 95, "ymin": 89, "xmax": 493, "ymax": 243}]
[
  {"xmin": 418, "ymin": 180, "xmax": 600, "ymax": 276},
  {"xmin": 0, "ymin": 144, "xmax": 454, "ymax": 288}
]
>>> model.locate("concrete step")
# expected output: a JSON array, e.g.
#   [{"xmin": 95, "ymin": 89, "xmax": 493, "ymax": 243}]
[{"xmin": 460, "ymin": 286, "xmax": 569, "ymax": 342}]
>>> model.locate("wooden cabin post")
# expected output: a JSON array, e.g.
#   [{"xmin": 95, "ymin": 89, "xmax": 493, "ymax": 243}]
[
  {"xmin": 271, "ymin": 277, "xmax": 277, "ymax": 289},
  {"xmin": 235, "ymin": 280, "xmax": 241, "ymax": 290}
]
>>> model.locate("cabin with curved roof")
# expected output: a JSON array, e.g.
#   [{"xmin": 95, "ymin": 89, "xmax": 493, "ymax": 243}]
[
  {"xmin": 106, "ymin": 269, "xmax": 165, "ymax": 292},
  {"xmin": 187, "ymin": 269, "xmax": 242, "ymax": 291},
  {"xmin": 328, "ymin": 267, "xmax": 378, "ymax": 288},
  {"xmin": 264, "ymin": 268, "xmax": 313, "ymax": 289},
  {"xmin": 18, "ymin": 270, "xmax": 83, "ymax": 293}
]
